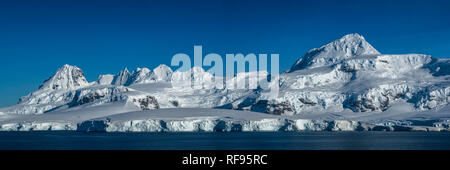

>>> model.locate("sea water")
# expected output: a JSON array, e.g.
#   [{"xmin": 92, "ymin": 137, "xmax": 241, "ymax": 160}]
[{"xmin": 0, "ymin": 131, "xmax": 449, "ymax": 150}]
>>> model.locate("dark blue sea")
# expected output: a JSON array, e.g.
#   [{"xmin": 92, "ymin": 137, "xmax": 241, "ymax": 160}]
[{"xmin": 0, "ymin": 131, "xmax": 449, "ymax": 150}]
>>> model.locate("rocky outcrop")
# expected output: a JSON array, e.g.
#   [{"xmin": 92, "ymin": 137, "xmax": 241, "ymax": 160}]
[
  {"xmin": 288, "ymin": 33, "xmax": 380, "ymax": 72},
  {"xmin": 130, "ymin": 96, "xmax": 160, "ymax": 110},
  {"xmin": 251, "ymin": 100, "xmax": 294, "ymax": 115}
]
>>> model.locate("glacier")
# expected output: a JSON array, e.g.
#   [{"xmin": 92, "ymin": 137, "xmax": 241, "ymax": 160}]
[
  {"xmin": 1, "ymin": 33, "xmax": 449, "ymax": 132},
  {"xmin": 1, "ymin": 108, "xmax": 448, "ymax": 132}
]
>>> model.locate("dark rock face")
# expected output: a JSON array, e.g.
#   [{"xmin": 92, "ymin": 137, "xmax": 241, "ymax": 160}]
[
  {"xmin": 71, "ymin": 68, "xmax": 87, "ymax": 87},
  {"xmin": 339, "ymin": 64, "xmax": 359, "ymax": 73},
  {"xmin": 70, "ymin": 92, "xmax": 106, "ymax": 107},
  {"xmin": 67, "ymin": 87, "xmax": 130, "ymax": 108},
  {"xmin": 343, "ymin": 90, "xmax": 400, "ymax": 112},
  {"xmin": 343, "ymin": 95, "xmax": 389, "ymax": 112},
  {"xmin": 133, "ymin": 96, "xmax": 160, "ymax": 110},
  {"xmin": 298, "ymin": 98, "xmax": 317, "ymax": 106},
  {"xmin": 170, "ymin": 100, "xmax": 179, "ymax": 107},
  {"xmin": 251, "ymin": 100, "xmax": 294, "ymax": 115},
  {"xmin": 269, "ymin": 101, "xmax": 294, "ymax": 115}
]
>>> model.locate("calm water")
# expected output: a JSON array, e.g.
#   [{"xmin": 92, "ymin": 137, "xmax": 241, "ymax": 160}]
[{"xmin": 0, "ymin": 131, "xmax": 449, "ymax": 150}]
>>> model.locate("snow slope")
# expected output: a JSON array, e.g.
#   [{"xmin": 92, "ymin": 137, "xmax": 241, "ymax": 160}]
[{"xmin": 0, "ymin": 33, "xmax": 449, "ymax": 132}]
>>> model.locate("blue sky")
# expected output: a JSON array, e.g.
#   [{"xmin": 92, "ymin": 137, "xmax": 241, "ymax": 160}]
[{"xmin": 1, "ymin": 0, "xmax": 450, "ymax": 107}]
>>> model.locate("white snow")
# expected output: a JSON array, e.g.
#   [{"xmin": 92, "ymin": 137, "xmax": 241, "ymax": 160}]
[
  {"xmin": 287, "ymin": 33, "xmax": 380, "ymax": 72},
  {"xmin": 150, "ymin": 64, "xmax": 173, "ymax": 82},
  {"xmin": 96, "ymin": 74, "xmax": 115, "ymax": 85},
  {"xmin": 127, "ymin": 67, "xmax": 152, "ymax": 85},
  {"xmin": 0, "ymin": 33, "xmax": 449, "ymax": 132},
  {"xmin": 38, "ymin": 64, "xmax": 89, "ymax": 91}
]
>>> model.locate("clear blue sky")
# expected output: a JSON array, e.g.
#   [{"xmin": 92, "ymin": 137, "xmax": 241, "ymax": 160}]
[{"xmin": 1, "ymin": 0, "xmax": 450, "ymax": 107}]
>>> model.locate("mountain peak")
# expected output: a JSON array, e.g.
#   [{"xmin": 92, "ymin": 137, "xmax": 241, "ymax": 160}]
[
  {"xmin": 288, "ymin": 33, "xmax": 380, "ymax": 72},
  {"xmin": 121, "ymin": 68, "xmax": 130, "ymax": 73},
  {"xmin": 112, "ymin": 68, "xmax": 131, "ymax": 85},
  {"xmin": 61, "ymin": 64, "xmax": 72, "ymax": 68},
  {"xmin": 126, "ymin": 67, "xmax": 152, "ymax": 85},
  {"xmin": 134, "ymin": 67, "xmax": 151, "ymax": 73},
  {"xmin": 150, "ymin": 64, "xmax": 173, "ymax": 82},
  {"xmin": 155, "ymin": 64, "xmax": 171, "ymax": 70},
  {"xmin": 339, "ymin": 33, "xmax": 365, "ymax": 41},
  {"xmin": 38, "ymin": 64, "xmax": 88, "ymax": 90}
]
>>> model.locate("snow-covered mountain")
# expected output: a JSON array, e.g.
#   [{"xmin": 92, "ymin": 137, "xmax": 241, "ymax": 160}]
[
  {"xmin": 288, "ymin": 33, "xmax": 380, "ymax": 72},
  {"xmin": 226, "ymin": 33, "xmax": 450, "ymax": 117},
  {"xmin": 1, "ymin": 33, "xmax": 449, "ymax": 132},
  {"xmin": 39, "ymin": 64, "xmax": 89, "ymax": 90}
]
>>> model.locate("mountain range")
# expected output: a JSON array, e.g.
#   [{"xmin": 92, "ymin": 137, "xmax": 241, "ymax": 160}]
[{"xmin": 1, "ymin": 33, "xmax": 449, "ymax": 132}]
